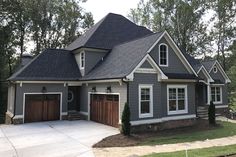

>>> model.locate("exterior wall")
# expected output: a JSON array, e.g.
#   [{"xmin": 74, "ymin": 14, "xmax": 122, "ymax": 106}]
[
  {"xmin": 128, "ymin": 73, "xmax": 196, "ymax": 122},
  {"xmin": 140, "ymin": 60, "xmax": 153, "ymax": 69},
  {"xmin": 210, "ymin": 84, "xmax": 228, "ymax": 106},
  {"xmin": 149, "ymin": 37, "xmax": 189, "ymax": 74},
  {"xmin": 196, "ymin": 84, "xmax": 207, "ymax": 106},
  {"xmin": 198, "ymin": 70, "xmax": 208, "ymax": 83},
  {"xmin": 79, "ymin": 82, "xmax": 127, "ymax": 120},
  {"xmin": 85, "ymin": 50, "xmax": 107, "ymax": 75},
  {"xmin": 209, "ymin": 68, "xmax": 225, "ymax": 83},
  {"xmin": 14, "ymin": 83, "xmax": 68, "ymax": 116}
]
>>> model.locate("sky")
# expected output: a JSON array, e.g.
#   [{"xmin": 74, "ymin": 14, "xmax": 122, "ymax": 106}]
[{"xmin": 81, "ymin": 0, "xmax": 140, "ymax": 22}]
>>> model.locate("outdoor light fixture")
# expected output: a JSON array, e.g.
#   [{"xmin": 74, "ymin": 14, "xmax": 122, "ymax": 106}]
[
  {"xmin": 41, "ymin": 86, "xmax": 47, "ymax": 93},
  {"xmin": 91, "ymin": 86, "xmax": 96, "ymax": 92},
  {"xmin": 106, "ymin": 86, "xmax": 111, "ymax": 93}
]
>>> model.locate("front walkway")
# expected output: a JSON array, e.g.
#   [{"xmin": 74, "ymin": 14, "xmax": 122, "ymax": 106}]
[
  {"xmin": 94, "ymin": 118, "xmax": 236, "ymax": 157},
  {"xmin": 0, "ymin": 120, "xmax": 119, "ymax": 157}
]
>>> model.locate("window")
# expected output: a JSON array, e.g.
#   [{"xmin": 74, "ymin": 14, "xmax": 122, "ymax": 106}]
[
  {"xmin": 213, "ymin": 66, "xmax": 217, "ymax": 73},
  {"xmin": 167, "ymin": 85, "xmax": 187, "ymax": 115},
  {"xmin": 139, "ymin": 85, "xmax": 153, "ymax": 118},
  {"xmin": 159, "ymin": 43, "xmax": 168, "ymax": 66},
  {"xmin": 80, "ymin": 51, "xmax": 85, "ymax": 69},
  {"xmin": 211, "ymin": 86, "xmax": 222, "ymax": 104}
]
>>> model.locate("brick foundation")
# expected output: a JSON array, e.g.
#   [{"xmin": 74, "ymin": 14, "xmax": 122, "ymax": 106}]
[
  {"xmin": 12, "ymin": 118, "xmax": 23, "ymax": 124},
  {"xmin": 61, "ymin": 115, "xmax": 68, "ymax": 120},
  {"xmin": 131, "ymin": 118, "xmax": 197, "ymax": 133},
  {"xmin": 5, "ymin": 112, "xmax": 12, "ymax": 124}
]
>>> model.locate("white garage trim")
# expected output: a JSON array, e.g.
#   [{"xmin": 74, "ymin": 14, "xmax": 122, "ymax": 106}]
[
  {"xmin": 23, "ymin": 92, "xmax": 63, "ymax": 123},
  {"xmin": 88, "ymin": 92, "xmax": 121, "ymax": 123}
]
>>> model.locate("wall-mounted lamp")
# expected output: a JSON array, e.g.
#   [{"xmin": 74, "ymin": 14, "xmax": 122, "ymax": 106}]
[
  {"xmin": 91, "ymin": 86, "xmax": 96, "ymax": 92},
  {"xmin": 42, "ymin": 86, "xmax": 47, "ymax": 93},
  {"xmin": 106, "ymin": 86, "xmax": 112, "ymax": 93}
]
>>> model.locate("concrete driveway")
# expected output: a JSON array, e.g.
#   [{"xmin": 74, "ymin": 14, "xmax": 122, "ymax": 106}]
[{"xmin": 0, "ymin": 120, "xmax": 119, "ymax": 157}]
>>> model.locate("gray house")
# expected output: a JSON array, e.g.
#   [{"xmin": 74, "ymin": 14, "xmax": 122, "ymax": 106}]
[{"xmin": 6, "ymin": 13, "xmax": 231, "ymax": 129}]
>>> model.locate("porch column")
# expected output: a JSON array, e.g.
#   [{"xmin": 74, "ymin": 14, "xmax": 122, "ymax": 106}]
[{"xmin": 207, "ymin": 84, "xmax": 210, "ymax": 105}]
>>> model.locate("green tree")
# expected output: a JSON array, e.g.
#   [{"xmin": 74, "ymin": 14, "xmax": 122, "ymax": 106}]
[
  {"xmin": 209, "ymin": 0, "xmax": 236, "ymax": 70},
  {"xmin": 128, "ymin": 0, "xmax": 211, "ymax": 57},
  {"xmin": 121, "ymin": 103, "xmax": 131, "ymax": 136},
  {"xmin": 208, "ymin": 101, "xmax": 216, "ymax": 125}
]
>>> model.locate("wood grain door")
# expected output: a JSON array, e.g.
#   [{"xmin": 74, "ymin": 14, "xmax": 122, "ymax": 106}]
[
  {"xmin": 90, "ymin": 94, "xmax": 119, "ymax": 127},
  {"xmin": 24, "ymin": 94, "xmax": 60, "ymax": 123}
]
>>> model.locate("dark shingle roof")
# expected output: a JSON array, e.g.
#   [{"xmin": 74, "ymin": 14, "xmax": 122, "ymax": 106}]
[
  {"xmin": 66, "ymin": 13, "xmax": 153, "ymax": 50},
  {"xmin": 8, "ymin": 49, "xmax": 81, "ymax": 81},
  {"xmin": 80, "ymin": 32, "xmax": 164, "ymax": 80},
  {"xmin": 165, "ymin": 73, "xmax": 198, "ymax": 80},
  {"xmin": 201, "ymin": 60, "xmax": 216, "ymax": 72}
]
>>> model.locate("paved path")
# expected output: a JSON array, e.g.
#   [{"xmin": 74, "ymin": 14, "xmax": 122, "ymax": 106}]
[
  {"xmin": 0, "ymin": 120, "xmax": 119, "ymax": 157},
  {"xmin": 94, "ymin": 118, "xmax": 236, "ymax": 157}
]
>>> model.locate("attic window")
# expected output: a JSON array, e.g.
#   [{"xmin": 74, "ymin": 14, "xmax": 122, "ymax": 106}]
[
  {"xmin": 80, "ymin": 51, "xmax": 85, "ymax": 69},
  {"xmin": 213, "ymin": 66, "xmax": 217, "ymax": 73},
  {"xmin": 159, "ymin": 43, "xmax": 168, "ymax": 66}
]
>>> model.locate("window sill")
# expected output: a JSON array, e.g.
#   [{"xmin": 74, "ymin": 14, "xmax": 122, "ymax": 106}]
[
  {"xmin": 213, "ymin": 101, "xmax": 222, "ymax": 105},
  {"xmin": 159, "ymin": 64, "xmax": 168, "ymax": 67},
  {"xmin": 139, "ymin": 113, "xmax": 153, "ymax": 118},
  {"xmin": 167, "ymin": 110, "xmax": 187, "ymax": 115}
]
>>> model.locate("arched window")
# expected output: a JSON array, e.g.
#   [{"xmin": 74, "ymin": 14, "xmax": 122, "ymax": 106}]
[
  {"xmin": 159, "ymin": 43, "xmax": 168, "ymax": 66},
  {"xmin": 80, "ymin": 51, "xmax": 85, "ymax": 69}
]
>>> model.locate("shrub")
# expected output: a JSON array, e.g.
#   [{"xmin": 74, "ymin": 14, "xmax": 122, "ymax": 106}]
[
  {"xmin": 208, "ymin": 101, "xmax": 216, "ymax": 125},
  {"xmin": 121, "ymin": 102, "xmax": 131, "ymax": 136}
]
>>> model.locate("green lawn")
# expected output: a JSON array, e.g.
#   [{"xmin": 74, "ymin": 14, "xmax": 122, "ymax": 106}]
[
  {"xmin": 144, "ymin": 144, "xmax": 236, "ymax": 157},
  {"xmin": 140, "ymin": 121, "xmax": 236, "ymax": 145}
]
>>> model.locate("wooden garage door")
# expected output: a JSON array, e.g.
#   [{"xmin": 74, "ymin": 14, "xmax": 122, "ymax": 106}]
[
  {"xmin": 24, "ymin": 94, "xmax": 60, "ymax": 123},
  {"xmin": 90, "ymin": 94, "xmax": 119, "ymax": 127}
]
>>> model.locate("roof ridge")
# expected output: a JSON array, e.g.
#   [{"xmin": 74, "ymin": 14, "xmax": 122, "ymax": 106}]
[{"xmin": 113, "ymin": 32, "xmax": 163, "ymax": 48}]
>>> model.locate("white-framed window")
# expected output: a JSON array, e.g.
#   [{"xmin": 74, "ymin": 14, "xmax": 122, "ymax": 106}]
[
  {"xmin": 159, "ymin": 43, "xmax": 168, "ymax": 66},
  {"xmin": 80, "ymin": 51, "xmax": 85, "ymax": 69},
  {"xmin": 167, "ymin": 85, "xmax": 188, "ymax": 115},
  {"xmin": 213, "ymin": 66, "xmax": 217, "ymax": 73},
  {"xmin": 211, "ymin": 86, "xmax": 222, "ymax": 104},
  {"xmin": 139, "ymin": 84, "xmax": 153, "ymax": 118}
]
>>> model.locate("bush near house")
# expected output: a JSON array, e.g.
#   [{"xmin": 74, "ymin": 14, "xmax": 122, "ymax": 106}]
[
  {"xmin": 121, "ymin": 103, "xmax": 131, "ymax": 136},
  {"xmin": 208, "ymin": 101, "xmax": 216, "ymax": 125}
]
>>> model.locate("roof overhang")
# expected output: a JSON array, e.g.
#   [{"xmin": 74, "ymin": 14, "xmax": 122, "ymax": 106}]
[
  {"xmin": 209, "ymin": 60, "xmax": 231, "ymax": 83},
  {"xmin": 197, "ymin": 65, "xmax": 214, "ymax": 83}
]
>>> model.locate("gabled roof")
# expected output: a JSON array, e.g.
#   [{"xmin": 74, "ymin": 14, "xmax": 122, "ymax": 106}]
[
  {"xmin": 80, "ymin": 32, "xmax": 164, "ymax": 80},
  {"xmin": 8, "ymin": 49, "xmax": 81, "ymax": 81},
  {"xmin": 201, "ymin": 60, "xmax": 216, "ymax": 72},
  {"xmin": 66, "ymin": 13, "xmax": 153, "ymax": 51}
]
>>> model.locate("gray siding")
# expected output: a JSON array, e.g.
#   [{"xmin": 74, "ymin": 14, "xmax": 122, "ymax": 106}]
[
  {"xmin": 129, "ymin": 73, "xmax": 196, "ymax": 121},
  {"xmin": 210, "ymin": 68, "xmax": 225, "ymax": 83},
  {"xmin": 85, "ymin": 50, "xmax": 107, "ymax": 75},
  {"xmin": 140, "ymin": 60, "xmax": 153, "ymax": 69},
  {"xmin": 14, "ymin": 83, "xmax": 68, "ymax": 115},
  {"xmin": 149, "ymin": 37, "xmax": 189, "ymax": 74},
  {"xmin": 198, "ymin": 70, "xmax": 208, "ymax": 83},
  {"xmin": 79, "ymin": 82, "xmax": 127, "ymax": 120}
]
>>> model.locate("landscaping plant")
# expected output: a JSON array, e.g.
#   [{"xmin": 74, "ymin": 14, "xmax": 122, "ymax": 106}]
[
  {"xmin": 122, "ymin": 102, "xmax": 131, "ymax": 136},
  {"xmin": 208, "ymin": 101, "xmax": 216, "ymax": 125}
]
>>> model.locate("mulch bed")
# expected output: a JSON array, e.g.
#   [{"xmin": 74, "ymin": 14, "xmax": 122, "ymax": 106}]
[{"xmin": 93, "ymin": 119, "xmax": 221, "ymax": 148}]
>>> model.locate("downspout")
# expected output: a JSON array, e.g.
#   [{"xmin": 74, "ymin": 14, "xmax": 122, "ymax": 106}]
[{"xmin": 11, "ymin": 83, "xmax": 17, "ymax": 124}]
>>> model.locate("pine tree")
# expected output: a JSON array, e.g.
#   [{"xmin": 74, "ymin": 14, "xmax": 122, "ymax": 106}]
[{"xmin": 122, "ymin": 103, "xmax": 131, "ymax": 136}]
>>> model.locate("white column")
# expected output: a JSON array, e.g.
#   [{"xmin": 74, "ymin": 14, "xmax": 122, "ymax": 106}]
[{"xmin": 207, "ymin": 84, "xmax": 210, "ymax": 105}]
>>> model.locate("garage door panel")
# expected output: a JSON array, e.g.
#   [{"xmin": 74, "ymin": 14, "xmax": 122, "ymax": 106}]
[
  {"xmin": 90, "ymin": 94, "xmax": 119, "ymax": 127},
  {"xmin": 25, "ymin": 94, "xmax": 60, "ymax": 123}
]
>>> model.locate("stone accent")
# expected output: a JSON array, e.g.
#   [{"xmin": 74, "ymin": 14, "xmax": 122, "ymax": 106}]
[
  {"xmin": 61, "ymin": 115, "xmax": 68, "ymax": 120},
  {"xmin": 131, "ymin": 118, "xmax": 197, "ymax": 133},
  {"xmin": 5, "ymin": 112, "xmax": 12, "ymax": 124},
  {"xmin": 12, "ymin": 118, "xmax": 23, "ymax": 124},
  {"xmin": 216, "ymin": 107, "xmax": 229, "ymax": 117},
  {"xmin": 79, "ymin": 113, "xmax": 88, "ymax": 120}
]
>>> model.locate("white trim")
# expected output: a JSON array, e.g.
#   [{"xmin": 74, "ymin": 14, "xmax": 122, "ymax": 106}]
[
  {"xmin": 79, "ymin": 111, "xmax": 88, "ymax": 116},
  {"xmin": 135, "ymin": 68, "xmax": 157, "ymax": 74},
  {"xmin": 139, "ymin": 84, "xmax": 153, "ymax": 118},
  {"xmin": 167, "ymin": 85, "xmax": 188, "ymax": 115},
  {"xmin": 80, "ymin": 51, "xmax": 85, "ymax": 69},
  {"xmin": 162, "ymin": 79, "xmax": 197, "ymax": 83},
  {"xmin": 88, "ymin": 92, "xmax": 121, "ymax": 123},
  {"xmin": 215, "ymin": 105, "xmax": 228, "ymax": 109},
  {"xmin": 159, "ymin": 43, "xmax": 169, "ymax": 67},
  {"xmin": 61, "ymin": 112, "xmax": 68, "ymax": 116},
  {"xmin": 23, "ymin": 92, "xmax": 63, "ymax": 123},
  {"xmin": 213, "ymin": 66, "xmax": 218, "ymax": 73},
  {"xmin": 126, "ymin": 54, "xmax": 168, "ymax": 81},
  {"xmin": 210, "ymin": 86, "xmax": 223, "ymax": 104},
  {"xmin": 197, "ymin": 66, "xmax": 214, "ymax": 83},
  {"xmin": 13, "ymin": 115, "xmax": 24, "ymax": 119},
  {"xmin": 209, "ymin": 60, "xmax": 231, "ymax": 83},
  {"xmin": 131, "ymin": 114, "xmax": 196, "ymax": 126}
]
